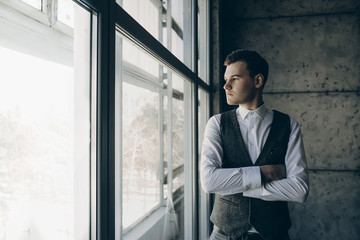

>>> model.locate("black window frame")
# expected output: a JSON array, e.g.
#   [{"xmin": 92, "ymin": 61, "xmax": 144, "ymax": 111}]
[{"xmin": 74, "ymin": 0, "xmax": 212, "ymax": 239}]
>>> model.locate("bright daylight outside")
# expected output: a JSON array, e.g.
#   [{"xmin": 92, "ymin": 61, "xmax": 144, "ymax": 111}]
[
  {"xmin": 0, "ymin": 0, "xmax": 91, "ymax": 239},
  {"xmin": 119, "ymin": 34, "xmax": 186, "ymax": 236}
]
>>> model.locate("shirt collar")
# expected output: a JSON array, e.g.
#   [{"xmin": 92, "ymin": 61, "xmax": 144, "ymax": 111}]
[{"xmin": 238, "ymin": 103, "xmax": 267, "ymax": 120}]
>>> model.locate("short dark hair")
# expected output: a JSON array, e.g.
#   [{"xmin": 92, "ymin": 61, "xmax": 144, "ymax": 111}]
[{"xmin": 224, "ymin": 49, "xmax": 269, "ymax": 84}]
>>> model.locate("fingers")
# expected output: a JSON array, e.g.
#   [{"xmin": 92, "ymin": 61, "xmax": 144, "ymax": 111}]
[{"xmin": 260, "ymin": 164, "xmax": 287, "ymax": 183}]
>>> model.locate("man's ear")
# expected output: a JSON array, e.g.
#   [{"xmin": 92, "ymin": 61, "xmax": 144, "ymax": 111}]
[{"xmin": 255, "ymin": 74, "xmax": 264, "ymax": 89}]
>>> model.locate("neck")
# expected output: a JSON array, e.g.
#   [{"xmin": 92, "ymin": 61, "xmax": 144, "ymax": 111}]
[{"xmin": 241, "ymin": 95, "xmax": 263, "ymax": 110}]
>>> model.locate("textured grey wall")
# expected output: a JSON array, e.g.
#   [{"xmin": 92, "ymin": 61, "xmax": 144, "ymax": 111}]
[{"xmin": 219, "ymin": 0, "xmax": 360, "ymax": 239}]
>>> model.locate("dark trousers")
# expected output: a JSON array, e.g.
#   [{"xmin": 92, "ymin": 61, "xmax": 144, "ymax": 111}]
[{"xmin": 209, "ymin": 225, "xmax": 290, "ymax": 240}]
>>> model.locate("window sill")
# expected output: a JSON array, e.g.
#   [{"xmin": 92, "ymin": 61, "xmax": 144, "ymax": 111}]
[{"xmin": 124, "ymin": 206, "xmax": 166, "ymax": 240}]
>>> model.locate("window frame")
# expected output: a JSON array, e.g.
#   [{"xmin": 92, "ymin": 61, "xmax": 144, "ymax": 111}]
[
  {"xmin": 0, "ymin": 0, "xmax": 75, "ymax": 36},
  {"xmin": 115, "ymin": 28, "xmax": 194, "ymax": 236},
  {"xmin": 0, "ymin": 0, "xmax": 50, "ymax": 25},
  {"xmin": 115, "ymin": 5, "xmax": 210, "ymax": 239},
  {"xmin": 114, "ymin": 1, "xmax": 211, "ymax": 239},
  {"xmin": 114, "ymin": 5, "xmax": 210, "ymax": 92},
  {"xmin": 0, "ymin": 1, "xmax": 98, "ymax": 238},
  {"xmin": 116, "ymin": 35, "xmax": 167, "ymax": 233},
  {"xmin": 1, "ymin": 0, "xmax": 212, "ymax": 238}
]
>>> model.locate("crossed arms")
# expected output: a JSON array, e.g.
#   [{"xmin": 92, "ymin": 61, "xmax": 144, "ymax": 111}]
[{"xmin": 200, "ymin": 115, "xmax": 309, "ymax": 203}]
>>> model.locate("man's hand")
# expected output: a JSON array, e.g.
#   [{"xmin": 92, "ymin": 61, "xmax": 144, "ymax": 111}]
[{"xmin": 260, "ymin": 164, "xmax": 287, "ymax": 183}]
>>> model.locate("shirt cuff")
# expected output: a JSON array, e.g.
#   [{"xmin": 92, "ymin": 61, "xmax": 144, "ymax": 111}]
[
  {"xmin": 243, "ymin": 183, "xmax": 275, "ymax": 198},
  {"xmin": 242, "ymin": 166, "xmax": 262, "ymax": 191}
]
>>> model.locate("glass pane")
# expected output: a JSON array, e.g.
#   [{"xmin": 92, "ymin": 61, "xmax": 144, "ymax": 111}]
[
  {"xmin": 162, "ymin": 73, "xmax": 185, "ymax": 199},
  {"xmin": 172, "ymin": 96, "xmax": 184, "ymax": 194},
  {"xmin": 171, "ymin": 75, "xmax": 185, "ymax": 195},
  {"xmin": 122, "ymin": 40, "xmax": 159, "ymax": 79},
  {"xmin": 117, "ymin": 30, "xmax": 191, "ymax": 239},
  {"xmin": 122, "ymin": 82, "xmax": 160, "ymax": 229},
  {"xmin": 122, "ymin": 0, "xmax": 160, "ymax": 41},
  {"xmin": 198, "ymin": 0, "xmax": 208, "ymax": 83},
  {"xmin": 198, "ymin": 87, "xmax": 209, "ymax": 240},
  {"xmin": 58, "ymin": 0, "xmax": 75, "ymax": 28},
  {"xmin": 198, "ymin": 88, "xmax": 209, "ymax": 152},
  {"xmin": 171, "ymin": 0, "xmax": 183, "ymax": 31},
  {"xmin": 172, "ymin": 72, "xmax": 184, "ymax": 93},
  {"xmin": 117, "ymin": 33, "xmax": 163, "ymax": 230},
  {"xmin": 121, "ymin": 0, "xmax": 186, "ymax": 63},
  {"xmin": 21, "ymin": 0, "xmax": 42, "ymax": 10},
  {"xmin": 171, "ymin": 71, "xmax": 190, "ymax": 240},
  {"xmin": 0, "ymin": 2, "xmax": 92, "ymax": 239},
  {"xmin": 170, "ymin": 0, "xmax": 184, "ymax": 61},
  {"xmin": 172, "ymin": 28, "xmax": 184, "ymax": 62}
]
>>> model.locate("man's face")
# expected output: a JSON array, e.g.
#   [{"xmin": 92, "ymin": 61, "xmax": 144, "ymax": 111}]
[{"xmin": 223, "ymin": 61, "xmax": 257, "ymax": 106}]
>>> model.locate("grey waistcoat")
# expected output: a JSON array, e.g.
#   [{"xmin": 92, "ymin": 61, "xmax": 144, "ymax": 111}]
[{"xmin": 210, "ymin": 109, "xmax": 291, "ymax": 240}]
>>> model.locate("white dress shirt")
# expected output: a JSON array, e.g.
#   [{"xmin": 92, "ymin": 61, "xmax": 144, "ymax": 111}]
[{"xmin": 200, "ymin": 104, "xmax": 309, "ymax": 202}]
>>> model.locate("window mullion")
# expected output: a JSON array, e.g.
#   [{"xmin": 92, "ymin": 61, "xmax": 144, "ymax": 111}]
[
  {"xmin": 89, "ymin": 12, "xmax": 98, "ymax": 240},
  {"xmin": 158, "ymin": 0, "xmax": 165, "ymax": 204},
  {"xmin": 45, "ymin": 0, "xmax": 56, "ymax": 26},
  {"xmin": 165, "ymin": 0, "xmax": 173, "ymax": 199},
  {"xmin": 183, "ymin": 0, "xmax": 196, "ymax": 239},
  {"xmin": 115, "ymin": 33, "xmax": 123, "ymax": 240},
  {"xmin": 166, "ymin": 74, "xmax": 173, "ymax": 198},
  {"xmin": 183, "ymin": 0, "xmax": 195, "ymax": 71},
  {"xmin": 159, "ymin": 79, "xmax": 165, "ymax": 203}
]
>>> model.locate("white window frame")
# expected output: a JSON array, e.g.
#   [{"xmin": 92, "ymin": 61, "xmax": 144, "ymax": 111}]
[{"xmin": 0, "ymin": 0, "xmax": 74, "ymax": 36}]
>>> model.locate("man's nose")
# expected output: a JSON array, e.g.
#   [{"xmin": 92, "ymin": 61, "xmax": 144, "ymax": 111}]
[{"xmin": 223, "ymin": 82, "xmax": 231, "ymax": 90}]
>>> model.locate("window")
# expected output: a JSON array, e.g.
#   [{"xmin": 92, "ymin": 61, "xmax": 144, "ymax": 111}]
[
  {"xmin": 120, "ymin": 0, "xmax": 185, "ymax": 61},
  {"xmin": 118, "ymin": 36, "xmax": 163, "ymax": 229},
  {"xmin": 116, "ymin": 31, "xmax": 193, "ymax": 239},
  {"xmin": 198, "ymin": 87, "xmax": 210, "ymax": 239},
  {"xmin": 0, "ymin": 0, "xmax": 211, "ymax": 239},
  {"xmin": 115, "ymin": 0, "xmax": 211, "ymax": 239},
  {"xmin": 121, "ymin": 0, "xmax": 160, "ymax": 41},
  {"xmin": 3, "ymin": 0, "xmax": 74, "ymax": 35},
  {"xmin": 0, "ymin": 0, "xmax": 96, "ymax": 238},
  {"xmin": 198, "ymin": 0, "xmax": 210, "ymax": 82}
]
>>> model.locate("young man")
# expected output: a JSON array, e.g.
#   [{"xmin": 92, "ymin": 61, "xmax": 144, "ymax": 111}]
[{"xmin": 201, "ymin": 49, "xmax": 309, "ymax": 240}]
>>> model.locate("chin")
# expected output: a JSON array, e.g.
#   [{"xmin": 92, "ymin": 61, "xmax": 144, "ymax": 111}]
[
  {"xmin": 227, "ymin": 101, "xmax": 239, "ymax": 106},
  {"xmin": 226, "ymin": 97, "xmax": 244, "ymax": 106}
]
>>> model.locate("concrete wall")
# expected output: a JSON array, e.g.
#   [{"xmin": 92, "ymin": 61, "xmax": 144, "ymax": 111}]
[
  {"xmin": 217, "ymin": 0, "xmax": 360, "ymax": 239},
  {"xmin": 210, "ymin": 0, "xmax": 223, "ymax": 115}
]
